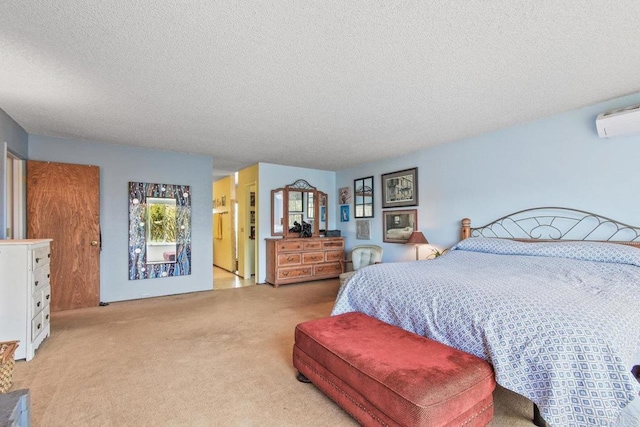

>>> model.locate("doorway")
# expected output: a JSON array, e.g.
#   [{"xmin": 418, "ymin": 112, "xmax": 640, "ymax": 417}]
[{"xmin": 4, "ymin": 150, "xmax": 25, "ymax": 239}]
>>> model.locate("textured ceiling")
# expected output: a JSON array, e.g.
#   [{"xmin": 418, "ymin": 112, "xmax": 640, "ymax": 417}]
[{"xmin": 2, "ymin": 2, "xmax": 640, "ymax": 178}]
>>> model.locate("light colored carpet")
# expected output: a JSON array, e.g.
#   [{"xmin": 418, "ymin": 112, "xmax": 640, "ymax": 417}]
[{"xmin": 13, "ymin": 279, "xmax": 535, "ymax": 426}]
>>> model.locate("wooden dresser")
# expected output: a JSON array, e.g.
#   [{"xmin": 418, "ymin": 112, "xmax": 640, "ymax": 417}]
[
  {"xmin": 266, "ymin": 237, "xmax": 345, "ymax": 287},
  {"xmin": 0, "ymin": 239, "xmax": 52, "ymax": 361}
]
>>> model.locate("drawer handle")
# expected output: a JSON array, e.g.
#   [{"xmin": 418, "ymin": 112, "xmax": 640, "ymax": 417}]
[
  {"xmin": 46, "ymin": 294, "xmax": 50, "ymax": 300},
  {"xmin": 46, "ymin": 314, "xmax": 50, "ymax": 320},
  {"xmin": 47, "ymin": 274, "xmax": 51, "ymax": 278},
  {"xmin": 282, "ymin": 271, "xmax": 289, "ymax": 277},
  {"xmin": 37, "ymin": 323, "xmax": 41, "ymax": 330},
  {"xmin": 287, "ymin": 256, "xmax": 295, "ymax": 261},
  {"xmin": 36, "ymin": 257, "xmax": 41, "ymax": 263},
  {"xmin": 35, "ymin": 280, "xmax": 39, "ymax": 287},
  {"xmin": 48, "ymin": 253, "xmax": 51, "ymax": 258},
  {"xmin": 37, "ymin": 301, "xmax": 41, "ymax": 307}
]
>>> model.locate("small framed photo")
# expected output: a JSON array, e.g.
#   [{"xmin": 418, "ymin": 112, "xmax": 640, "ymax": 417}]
[
  {"xmin": 383, "ymin": 209, "xmax": 417, "ymax": 243},
  {"xmin": 381, "ymin": 168, "xmax": 418, "ymax": 208},
  {"xmin": 321, "ymin": 206, "xmax": 326, "ymax": 222},
  {"xmin": 356, "ymin": 219, "xmax": 371, "ymax": 240},
  {"xmin": 250, "ymin": 210, "xmax": 256, "ymax": 224},
  {"xmin": 339, "ymin": 187, "xmax": 351, "ymax": 205},
  {"xmin": 250, "ymin": 192, "xmax": 255, "ymax": 207},
  {"xmin": 249, "ymin": 226, "xmax": 256, "ymax": 240},
  {"xmin": 340, "ymin": 205, "xmax": 350, "ymax": 222}
]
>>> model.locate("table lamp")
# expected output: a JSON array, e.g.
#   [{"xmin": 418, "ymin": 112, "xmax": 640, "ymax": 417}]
[{"xmin": 406, "ymin": 231, "xmax": 428, "ymax": 260}]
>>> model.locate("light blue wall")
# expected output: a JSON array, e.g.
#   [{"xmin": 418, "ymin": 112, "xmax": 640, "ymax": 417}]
[
  {"xmin": 0, "ymin": 109, "xmax": 28, "ymax": 239},
  {"xmin": 0, "ymin": 108, "xmax": 28, "ymax": 158},
  {"xmin": 336, "ymin": 93, "xmax": 640, "ymax": 262},
  {"xmin": 258, "ymin": 162, "xmax": 336, "ymax": 283},
  {"xmin": 28, "ymin": 134, "xmax": 213, "ymax": 302}
]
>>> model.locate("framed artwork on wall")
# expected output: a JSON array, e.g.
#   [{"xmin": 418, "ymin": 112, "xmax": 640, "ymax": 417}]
[
  {"xmin": 381, "ymin": 168, "xmax": 418, "ymax": 208},
  {"xmin": 354, "ymin": 176, "xmax": 374, "ymax": 218},
  {"xmin": 382, "ymin": 209, "xmax": 417, "ymax": 243},
  {"xmin": 356, "ymin": 219, "xmax": 371, "ymax": 240},
  {"xmin": 339, "ymin": 187, "xmax": 351, "ymax": 205},
  {"xmin": 340, "ymin": 205, "xmax": 350, "ymax": 222}
]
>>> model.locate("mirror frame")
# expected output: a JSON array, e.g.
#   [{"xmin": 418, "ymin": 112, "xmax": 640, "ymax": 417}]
[
  {"xmin": 129, "ymin": 181, "xmax": 191, "ymax": 280},
  {"xmin": 271, "ymin": 179, "xmax": 326, "ymax": 238},
  {"xmin": 354, "ymin": 176, "xmax": 374, "ymax": 218}
]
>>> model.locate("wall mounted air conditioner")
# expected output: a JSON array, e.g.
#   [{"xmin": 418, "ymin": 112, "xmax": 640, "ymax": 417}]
[{"xmin": 596, "ymin": 104, "xmax": 640, "ymax": 138}]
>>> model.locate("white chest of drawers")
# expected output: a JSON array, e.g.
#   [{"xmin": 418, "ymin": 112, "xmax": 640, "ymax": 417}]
[{"xmin": 0, "ymin": 239, "xmax": 52, "ymax": 361}]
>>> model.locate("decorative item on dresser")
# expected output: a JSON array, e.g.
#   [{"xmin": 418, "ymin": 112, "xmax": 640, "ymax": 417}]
[
  {"xmin": 0, "ymin": 239, "xmax": 53, "ymax": 361},
  {"xmin": 265, "ymin": 237, "xmax": 345, "ymax": 287}
]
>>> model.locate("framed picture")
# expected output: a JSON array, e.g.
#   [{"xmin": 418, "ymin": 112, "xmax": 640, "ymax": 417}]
[
  {"xmin": 250, "ymin": 210, "xmax": 255, "ymax": 224},
  {"xmin": 340, "ymin": 205, "xmax": 350, "ymax": 222},
  {"xmin": 382, "ymin": 209, "xmax": 417, "ymax": 243},
  {"xmin": 381, "ymin": 168, "xmax": 418, "ymax": 208},
  {"xmin": 356, "ymin": 219, "xmax": 371, "ymax": 240},
  {"xmin": 339, "ymin": 187, "xmax": 351, "ymax": 205},
  {"xmin": 250, "ymin": 192, "xmax": 255, "ymax": 207},
  {"xmin": 321, "ymin": 206, "xmax": 326, "ymax": 222},
  {"xmin": 354, "ymin": 176, "xmax": 374, "ymax": 218},
  {"xmin": 249, "ymin": 226, "xmax": 256, "ymax": 240}
]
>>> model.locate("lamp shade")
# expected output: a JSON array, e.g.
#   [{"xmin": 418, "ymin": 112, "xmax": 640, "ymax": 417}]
[{"xmin": 406, "ymin": 231, "xmax": 428, "ymax": 245}]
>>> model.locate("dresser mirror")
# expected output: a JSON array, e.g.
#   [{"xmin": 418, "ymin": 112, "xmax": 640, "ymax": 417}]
[
  {"xmin": 271, "ymin": 179, "xmax": 327, "ymax": 238},
  {"xmin": 129, "ymin": 182, "xmax": 191, "ymax": 279}
]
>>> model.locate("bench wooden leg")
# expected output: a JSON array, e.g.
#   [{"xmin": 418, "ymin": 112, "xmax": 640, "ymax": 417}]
[
  {"xmin": 533, "ymin": 404, "xmax": 549, "ymax": 427},
  {"xmin": 296, "ymin": 371, "xmax": 312, "ymax": 383}
]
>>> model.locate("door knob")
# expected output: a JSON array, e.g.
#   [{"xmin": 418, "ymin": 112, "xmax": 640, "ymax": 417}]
[{"xmin": 91, "ymin": 240, "xmax": 99, "ymax": 246}]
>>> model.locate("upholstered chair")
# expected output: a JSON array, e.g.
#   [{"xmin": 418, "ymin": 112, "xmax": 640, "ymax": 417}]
[{"xmin": 339, "ymin": 245, "xmax": 383, "ymax": 286}]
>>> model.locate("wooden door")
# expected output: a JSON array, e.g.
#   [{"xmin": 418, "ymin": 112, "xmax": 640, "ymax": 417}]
[{"xmin": 27, "ymin": 161, "xmax": 100, "ymax": 311}]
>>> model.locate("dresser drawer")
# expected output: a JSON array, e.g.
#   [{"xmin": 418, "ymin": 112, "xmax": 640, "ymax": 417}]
[
  {"xmin": 277, "ymin": 266, "xmax": 312, "ymax": 280},
  {"xmin": 276, "ymin": 241, "xmax": 303, "ymax": 251},
  {"xmin": 325, "ymin": 250, "xmax": 344, "ymax": 262},
  {"xmin": 314, "ymin": 262, "xmax": 342, "ymax": 276},
  {"xmin": 42, "ymin": 285, "xmax": 52, "ymax": 307},
  {"xmin": 302, "ymin": 252, "xmax": 325, "ymax": 264},
  {"xmin": 32, "ymin": 285, "xmax": 51, "ymax": 316},
  {"xmin": 278, "ymin": 253, "xmax": 301, "ymax": 266},
  {"xmin": 32, "ymin": 289, "xmax": 45, "ymax": 316},
  {"xmin": 32, "ymin": 264, "xmax": 50, "ymax": 292},
  {"xmin": 303, "ymin": 241, "xmax": 322, "ymax": 250},
  {"xmin": 323, "ymin": 239, "xmax": 345, "ymax": 249},
  {"xmin": 33, "ymin": 245, "xmax": 51, "ymax": 268},
  {"xmin": 31, "ymin": 312, "xmax": 45, "ymax": 340},
  {"xmin": 42, "ymin": 304, "xmax": 51, "ymax": 328}
]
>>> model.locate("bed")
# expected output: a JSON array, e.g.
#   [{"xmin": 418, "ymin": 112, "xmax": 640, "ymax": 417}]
[{"xmin": 332, "ymin": 207, "xmax": 640, "ymax": 426}]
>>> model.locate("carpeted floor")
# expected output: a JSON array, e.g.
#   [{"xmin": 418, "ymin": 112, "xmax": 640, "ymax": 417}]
[{"xmin": 13, "ymin": 279, "xmax": 535, "ymax": 426}]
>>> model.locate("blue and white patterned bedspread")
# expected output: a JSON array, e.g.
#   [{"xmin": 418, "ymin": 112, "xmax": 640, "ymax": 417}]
[{"xmin": 332, "ymin": 238, "xmax": 640, "ymax": 426}]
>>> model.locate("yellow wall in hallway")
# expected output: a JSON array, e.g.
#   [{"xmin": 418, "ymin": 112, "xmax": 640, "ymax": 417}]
[{"xmin": 213, "ymin": 175, "xmax": 234, "ymax": 272}]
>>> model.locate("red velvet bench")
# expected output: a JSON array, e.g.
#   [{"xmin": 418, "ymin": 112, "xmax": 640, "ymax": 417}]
[{"xmin": 293, "ymin": 312, "xmax": 496, "ymax": 427}]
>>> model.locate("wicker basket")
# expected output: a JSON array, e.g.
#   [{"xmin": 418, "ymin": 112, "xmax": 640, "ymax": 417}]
[{"xmin": 0, "ymin": 340, "xmax": 19, "ymax": 393}]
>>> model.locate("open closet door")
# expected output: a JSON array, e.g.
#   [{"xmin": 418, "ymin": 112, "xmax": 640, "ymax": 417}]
[{"xmin": 27, "ymin": 160, "xmax": 100, "ymax": 311}]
